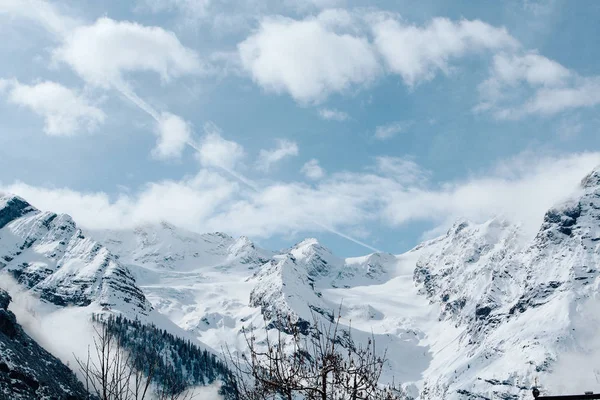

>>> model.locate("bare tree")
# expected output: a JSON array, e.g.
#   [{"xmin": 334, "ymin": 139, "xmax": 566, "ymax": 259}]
[
  {"xmin": 75, "ymin": 321, "xmax": 195, "ymax": 400},
  {"xmin": 226, "ymin": 313, "xmax": 406, "ymax": 400}
]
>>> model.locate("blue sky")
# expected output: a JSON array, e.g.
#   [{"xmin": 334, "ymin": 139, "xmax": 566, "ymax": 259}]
[{"xmin": 1, "ymin": 0, "xmax": 600, "ymax": 256}]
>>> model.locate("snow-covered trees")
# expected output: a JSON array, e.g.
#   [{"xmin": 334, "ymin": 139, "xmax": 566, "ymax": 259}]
[{"xmin": 76, "ymin": 315, "xmax": 234, "ymax": 400}]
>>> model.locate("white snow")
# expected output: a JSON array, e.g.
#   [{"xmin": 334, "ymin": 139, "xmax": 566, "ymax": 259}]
[{"xmin": 3, "ymin": 167, "xmax": 600, "ymax": 399}]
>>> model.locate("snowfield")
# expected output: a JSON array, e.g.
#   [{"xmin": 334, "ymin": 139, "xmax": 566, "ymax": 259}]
[{"xmin": 2, "ymin": 167, "xmax": 600, "ymax": 399}]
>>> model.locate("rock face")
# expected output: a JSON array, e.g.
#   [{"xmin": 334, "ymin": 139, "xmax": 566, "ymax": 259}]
[
  {"xmin": 0, "ymin": 289, "xmax": 89, "ymax": 400},
  {"xmin": 0, "ymin": 195, "xmax": 151, "ymax": 317},
  {"xmin": 249, "ymin": 254, "xmax": 332, "ymax": 334},
  {"xmin": 412, "ymin": 168, "xmax": 600, "ymax": 399}
]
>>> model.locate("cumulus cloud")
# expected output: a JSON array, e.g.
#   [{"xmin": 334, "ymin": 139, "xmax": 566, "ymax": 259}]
[
  {"xmin": 257, "ymin": 139, "xmax": 299, "ymax": 172},
  {"xmin": 196, "ymin": 123, "xmax": 245, "ymax": 170},
  {"xmin": 53, "ymin": 17, "xmax": 202, "ymax": 87},
  {"xmin": 153, "ymin": 112, "xmax": 192, "ymax": 159},
  {"xmin": 0, "ymin": 0, "xmax": 80, "ymax": 37},
  {"xmin": 2, "ymin": 1, "xmax": 201, "ymax": 161},
  {"xmin": 488, "ymin": 52, "xmax": 570, "ymax": 87},
  {"xmin": 371, "ymin": 16, "xmax": 518, "ymax": 86},
  {"xmin": 318, "ymin": 108, "xmax": 349, "ymax": 121},
  {"xmin": 524, "ymin": 78, "xmax": 600, "ymax": 115},
  {"xmin": 301, "ymin": 159, "xmax": 325, "ymax": 180},
  {"xmin": 477, "ymin": 52, "xmax": 600, "ymax": 118},
  {"xmin": 374, "ymin": 121, "xmax": 411, "ymax": 140},
  {"xmin": 238, "ymin": 10, "xmax": 380, "ymax": 103},
  {"xmin": 1, "ymin": 79, "xmax": 105, "ymax": 136},
  {"xmin": 237, "ymin": 11, "xmax": 523, "ymax": 103}
]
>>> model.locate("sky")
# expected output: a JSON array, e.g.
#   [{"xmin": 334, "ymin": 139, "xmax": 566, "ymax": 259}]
[{"xmin": 1, "ymin": 0, "xmax": 600, "ymax": 256}]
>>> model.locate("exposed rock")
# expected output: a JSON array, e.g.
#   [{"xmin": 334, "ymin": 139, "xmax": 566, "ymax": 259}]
[{"xmin": 0, "ymin": 289, "xmax": 89, "ymax": 400}]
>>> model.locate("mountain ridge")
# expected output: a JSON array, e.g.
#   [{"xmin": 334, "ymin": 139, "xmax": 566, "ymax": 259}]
[{"xmin": 1, "ymin": 165, "xmax": 600, "ymax": 398}]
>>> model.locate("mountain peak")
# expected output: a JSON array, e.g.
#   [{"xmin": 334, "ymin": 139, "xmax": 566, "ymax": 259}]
[
  {"xmin": 581, "ymin": 167, "xmax": 600, "ymax": 189},
  {"xmin": 0, "ymin": 194, "xmax": 38, "ymax": 230},
  {"xmin": 206, "ymin": 231, "xmax": 233, "ymax": 240},
  {"xmin": 293, "ymin": 238, "xmax": 320, "ymax": 248}
]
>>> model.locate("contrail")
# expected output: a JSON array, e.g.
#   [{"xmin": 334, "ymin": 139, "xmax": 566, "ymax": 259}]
[
  {"xmin": 113, "ymin": 82, "xmax": 161, "ymax": 122},
  {"xmin": 312, "ymin": 222, "xmax": 381, "ymax": 253},
  {"xmin": 113, "ymin": 59, "xmax": 382, "ymax": 254},
  {"xmin": 4, "ymin": 0, "xmax": 384, "ymax": 254},
  {"xmin": 187, "ymin": 140, "xmax": 382, "ymax": 253}
]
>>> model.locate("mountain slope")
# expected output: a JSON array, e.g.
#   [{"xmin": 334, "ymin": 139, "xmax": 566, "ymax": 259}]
[
  {"xmin": 0, "ymin": 195, "xmax": 151, "ymax": 317},
  {"xmin": 412, "ymin": 169, "xmax": 600, "ymax": 398},
  {"xmin": 91, "ymin": 168, "xmax": 600, "ymax": 399},
  {"xmin": 3, "ymin": 166, "xmax": 600, "ymax": 399},
  {"xmin": 0, "ymin": 289, "xmax": 88, "ymax": 400}
]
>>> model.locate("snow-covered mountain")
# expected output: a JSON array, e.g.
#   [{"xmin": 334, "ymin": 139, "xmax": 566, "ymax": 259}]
[
  {"xmin": 0, "ymin": 289, "xmax": 89, "ymax": 399},
  {"xmin": 0, "ymin": 195, "xmax": 151, "ymax": 317},
  {"xmin": 2, "ymin": 166, "xmax": 600, "ymax": 399}
]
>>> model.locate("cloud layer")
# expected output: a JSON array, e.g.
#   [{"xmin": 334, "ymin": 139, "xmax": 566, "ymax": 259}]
[{"xmin": 3, "ymin": 151, "xmax": 598, "ymax": 246}]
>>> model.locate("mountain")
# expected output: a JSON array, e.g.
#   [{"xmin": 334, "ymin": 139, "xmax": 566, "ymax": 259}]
[
  {"xmin": 0, "ymin": 195, "xmax": 151, "ymax": 317},
  {"xmin": 0, "ymin": 289, "xmax": 88, "ymax": 400},
  {"xmin": 2, "ymin": 166, "xmax": 600, "ymax": 399},
  {"xmin": 412, "ymin": 169, "xmax": 600, "ymax": 398},
  {"xmin": 0, "ymin": 194, "xmax": 230, "ymax": 399}
]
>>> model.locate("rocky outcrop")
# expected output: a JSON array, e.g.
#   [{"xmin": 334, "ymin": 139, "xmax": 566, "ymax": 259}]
[
  {"xmin": 0, "ymin": 290, "xmax": 89, "ymax": 399},
  {"xmin": 0, "ymin": 194, "xmax": 151, "ymax": 317}
]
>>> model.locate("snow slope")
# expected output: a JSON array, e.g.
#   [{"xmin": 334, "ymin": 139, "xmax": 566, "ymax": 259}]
[
  {"xmin": 0, "ymin": 195, "xmax": 151, "ymax": 317},
  {"xmin": 0, "ymin": 194, "xmax": 217, "ymax": 366},
  {"xmin": 3, "ymin": 166, "xmax": 600, "ymax": 399}
]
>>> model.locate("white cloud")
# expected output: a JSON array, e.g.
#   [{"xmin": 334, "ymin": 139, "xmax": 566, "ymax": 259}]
[
  {"xmin": 1, "ymin": 80, "xmax": 105, "ymax": 136},
  {"xmin": 196, "ymin": 123, "xmax": 245, "ymax": 170},
  {"xmin": 382, "ymin": 151, "xmax": 600, "ymax": 237},
  {"xmin": 374, "ymin": 156, "xmax": 427, "ymax": 185},
  {"xmin": 153, "ymin": 112, "xmax": 191, "ymax": 159},
  {"xmin": 318, "ymin": 108, "xmax": 349, "ymax": 121},
  {"xmin": 238, "ymin": 10, "xmax": 380, "ymax": 103},
  {"xmin": 2, "ymin": 1, "xmax": 204, "ymax": 162},
  {"xmin": 477, "ymin": 53, "xmax": 600, "ymax": 118},
  {"xmin": 3, "ymin": 170, "xmax": 236, "ymax": 232},
  {"xmin": 301, "ymin": 159, "xmax": 325, "ymax": 180},
  {"xmin": 53, "ymin": 17, "xmax": 202, "ymax": 87},
  {"xmin": 4, "ymin": 152, "xmax": 599, "ymax": 245},
  {"xmin": 374, "ymin": 121, "xmax": 411, "ymax": 140},
  {"xmin": 525, "ymin": 78, "xmax": 600, "ymax": 115},
  {"xmin": 0, "ymin": 0, "xmax": 80, "ymax": 37},
  {"xmin": 237, "ymin": 12, "xmax": 522, "ymax": 103},
  {"xmin": 257, "ymin": 139, "xmax": 299, "ymax": 172},
  {"xmin": 371, "ymin": 16, "xmax": 518, "ymax": 86},
  {"xmin": 489, "ymin": 52, "xmax": 570, "ymax": 87},
  {"xmin": 0, "ymin": 78, "xmax": 14, "ymax": 93}
]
